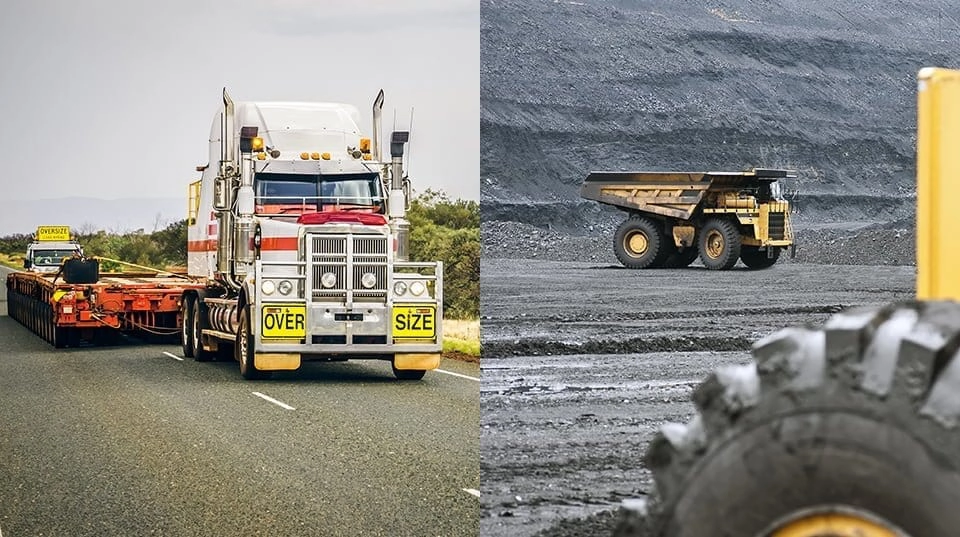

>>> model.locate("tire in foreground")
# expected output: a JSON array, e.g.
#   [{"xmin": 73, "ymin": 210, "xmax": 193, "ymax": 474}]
[{"xmin": 617, "ymin": 301, "xmax": 960, "ymax": 537}]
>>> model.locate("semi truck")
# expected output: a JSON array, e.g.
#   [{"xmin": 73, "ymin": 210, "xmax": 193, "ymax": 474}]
[
  {"xmin": 180, "ymin": 89, "xmax": 443, "ymax": 380},
  {"xmin": 580, "ymin": 168, "xmax": 795, "ymax": 270},
  {"xmin": 23, "ymin": 225, "xmax": 83, "ymax": 273}
]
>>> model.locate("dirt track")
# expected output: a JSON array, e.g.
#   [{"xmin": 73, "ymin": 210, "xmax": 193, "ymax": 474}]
[{"xmin": 479, "ymin": 258, "xmax": 915, "ymax": 536}]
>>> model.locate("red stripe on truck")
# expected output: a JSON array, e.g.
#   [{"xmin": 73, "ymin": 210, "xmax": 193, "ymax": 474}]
[{"xmin": 260, "ymin": 237, "xmax": 298, "ymax": 251}]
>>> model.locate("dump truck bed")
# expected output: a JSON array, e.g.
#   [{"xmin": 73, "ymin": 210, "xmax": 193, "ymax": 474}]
[{"xmin": 580, "ymin": 168, "xmax": 795, "ymax": 220}]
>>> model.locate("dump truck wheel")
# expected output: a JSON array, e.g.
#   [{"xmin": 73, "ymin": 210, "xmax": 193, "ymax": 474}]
[
  {"xmin": 237, "ymin": 306, "xmax": 268, "ymax": 380},
  {"xmin": 620, "ymin": 301, "xmax": 960, "ymax": 537},
  {"xmin": 614, "ymin": 216, "xmax": 668, "ymax": 269},
  {"xmin": 698, "ymin": 218, "xmax": 740, "ymax": 270},
  {"xmin": 740, "ymin": 246, "xmax": 780, "ymax": 269},
  {"xmin": 662, "ymin": 247, "xmax": 699, "ymax": 269},
  {"xmin": 181, "ymin": 295, "xmax": 195, "ymax": 358}
]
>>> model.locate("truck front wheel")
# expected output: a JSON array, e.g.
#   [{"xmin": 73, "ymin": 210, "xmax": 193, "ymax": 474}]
[
  {"xmin": 698, "ymin": 218, "xmax": 741, "ymax": 270},
  {"xmin": 614, "ymin": 216, "xmax": 668, "ymax": 269},
  {"xmin": 392, "ymin": 362, "xmax": 427, "ymax": 380},
  {"xmin": 236, "ymin": 306, "xmax": 268, "ymax": 380}
]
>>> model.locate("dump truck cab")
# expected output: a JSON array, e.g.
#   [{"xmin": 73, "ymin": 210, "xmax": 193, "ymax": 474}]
[{"xmin": 580, "ymin": 168, "xmax": 795, "ymax": 270}]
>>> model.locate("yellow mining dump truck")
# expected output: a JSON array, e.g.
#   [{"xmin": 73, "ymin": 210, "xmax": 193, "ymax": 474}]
[
  {"xmin": 614, "ymin": 69, "xmax": 960, "ymax": 537},
  {"xmin": 580, "ymin": 168, "xmax": 795, "ymax": 270}
]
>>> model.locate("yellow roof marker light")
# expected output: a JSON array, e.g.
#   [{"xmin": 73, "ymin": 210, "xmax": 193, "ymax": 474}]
[
  {"xmin": 310, "ymin": 152, "xmax": 320, "ymax": 160},
  {"xmin": 251, "ymin": 136, "xmax": 264, "ymax": 152},
  {"xmin": 321, "ymin": 152, "xmax": 331, "ymax": 160},
  {"xmin": 300, "ymin": 152, "xmax": 309, "ymax": 160},
  {"xmin": 359, "ymin": 137, "xmax": 371, "ymax": 153}
]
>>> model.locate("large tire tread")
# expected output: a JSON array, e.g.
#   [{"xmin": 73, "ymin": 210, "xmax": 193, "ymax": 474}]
[
  {"xmin": 697, "ymin": 218, "xmax": 741, "ymax": 270},
  {"xmin": 624, "ymin": 301, "xmax": 960, "ymax": 537},
  {"xmin": 613, "ymin": 216, "xmax": 670, "ymax": 269}
]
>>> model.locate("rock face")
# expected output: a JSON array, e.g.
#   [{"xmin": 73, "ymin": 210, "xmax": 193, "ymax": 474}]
[{"xmin": 481, "ymin": 0, "xmax": 960, "ymax": 264}]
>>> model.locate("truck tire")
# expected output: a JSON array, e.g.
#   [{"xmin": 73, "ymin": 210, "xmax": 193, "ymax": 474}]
[
  {"xmin": 181, "ymin": 295, "xmax": 195, "ymax": 358},
  {"xmin": 614, "ymin": 216, "xmax": 669, "ymax": 269},
  {"xmin": 740, "ymin": 245, "xmax": 780, "ymax": 269},
  {"xmin": 662, "ymin": 247, "xmax": 699, "ymax": 269},
  {"xmin": 392, "ymin": 361, "xmax": 427, "ymax": 380},
  {"xmin": 237, "ymin": 306, "xmax": 268, "ymax": 380},
  {"xmin": 698, "ymin": 218, "xmax": 740, "ymax": 270},
  {"xmin": 191, "ymin": 299, "xmax": 213, "ymax": 362},
  {"xmin": 623, "ymin": 301, "xmax": 960, "ymax": 537}
]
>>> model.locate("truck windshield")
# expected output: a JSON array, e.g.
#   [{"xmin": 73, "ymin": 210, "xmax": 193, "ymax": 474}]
[
  {"xmin": 255, "ymin": 172, "xmax": 384, "ymax": 214},
  {"xmin": 32, "ymin": 249, "xmax": 78, "ymax": 266}
]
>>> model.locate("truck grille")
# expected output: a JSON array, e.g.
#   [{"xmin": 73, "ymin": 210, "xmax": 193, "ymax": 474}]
[
  {"xmin": 768, "ymin": 213, "xmax": 786, "ymax": 240},
  {"xmin": 309, "ymin": 234, "xmax": 388, "ymax": 302}
]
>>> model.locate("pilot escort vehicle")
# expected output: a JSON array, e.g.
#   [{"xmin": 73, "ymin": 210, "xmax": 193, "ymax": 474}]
[{"xmin": 23, "ymin": 226, "xmax": 83, "ymax": 274}]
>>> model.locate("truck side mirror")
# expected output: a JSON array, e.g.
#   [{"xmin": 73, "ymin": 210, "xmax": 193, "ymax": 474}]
[{"xmin": 23, "ymin": 259, "xmax": 31, "ymax": 269}]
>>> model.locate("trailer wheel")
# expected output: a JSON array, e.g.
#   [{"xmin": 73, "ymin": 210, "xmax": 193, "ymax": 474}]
[
  {"xmin": 623, "ymin": 301, "xmax": 960, "ymax": 537},
  {"xmin": 740, "ymin": 245, "xmax": 780, "ymax": 270},
  {"xmin": 698, "ymin": 218, "xmax": 741, "ymax": 270},
  {"xmin": 181, "ymin": 295, "xmax": 195, "ymax": 358},
  {"xmin": 614, "ymin": 216, "xmax": 668, "ymax": 269},
  {"xmin": 237, "ymin": 306, "xmax": 268, "ymax": 380}
]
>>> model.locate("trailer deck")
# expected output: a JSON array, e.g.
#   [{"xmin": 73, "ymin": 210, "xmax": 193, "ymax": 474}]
[{"xmin": 7, "ymin": 270, "xmax": 205, "ymax": 347}]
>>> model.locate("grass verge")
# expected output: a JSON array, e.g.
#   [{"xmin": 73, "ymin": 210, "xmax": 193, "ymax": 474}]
[{"xmin": 443, "ymin": 318, "xmax": 480, "ymax": 363}]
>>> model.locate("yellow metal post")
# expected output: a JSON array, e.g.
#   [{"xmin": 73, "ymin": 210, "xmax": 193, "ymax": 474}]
[{"xmin": 917, "ymin": 68, "xmax": 960, "ymax": 300}]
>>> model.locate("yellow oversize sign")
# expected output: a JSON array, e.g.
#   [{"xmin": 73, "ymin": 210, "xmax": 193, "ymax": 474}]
[
  {"xmin": 36, "ymin": 226, "xmax": 70, "ymax": 242},
  {"xmin": 261, "ymin": 304, "xmax": 306, "ymax": 339},
  {"xmin": 392, "ymin": 305, "xmax": 437, "ymax": 340}
]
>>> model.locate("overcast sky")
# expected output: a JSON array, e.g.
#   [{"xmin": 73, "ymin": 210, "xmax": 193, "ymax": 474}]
[{"xmin": 0, "ymin": 0, "xmax": 479, "ymax": 205}]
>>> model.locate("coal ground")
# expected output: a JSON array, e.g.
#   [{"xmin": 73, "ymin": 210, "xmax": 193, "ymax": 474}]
[
  {"xmin": 479, "ymin": 260, "xmax": 915, "ymax": 537},
  {"xmin": 479, "ymin": 1, "xmax": 959, "ymax": 535}
]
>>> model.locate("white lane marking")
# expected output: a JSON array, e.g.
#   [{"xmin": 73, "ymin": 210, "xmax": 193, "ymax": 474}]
[
  {"xmin": 463, "ymin": 488, "xmax": 480, "ymax": 498},
  {"xmin": 252, "ymin": 391, "xmax": 296, "ymax": 410},
  {"xmin": 435, "ymin": 369, "xmax": 479, "ymax": 382},
  {"xmin": 163, "ymin": 351, "xmax": 184, "ymax": 361}
]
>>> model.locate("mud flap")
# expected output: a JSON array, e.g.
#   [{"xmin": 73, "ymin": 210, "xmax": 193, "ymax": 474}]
[
  {"xmin": 254, "ymin": 353, "xmax": 301, "ymax": 371},
  {"xmin": 394, "ymin": 353, "xmax": 441, "ymax": 371}
]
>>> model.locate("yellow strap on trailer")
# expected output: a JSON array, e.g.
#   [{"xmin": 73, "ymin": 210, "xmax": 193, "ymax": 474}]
[{"xmin": 917, "ymin": 67, "xmax": 960, "ymax": 300}]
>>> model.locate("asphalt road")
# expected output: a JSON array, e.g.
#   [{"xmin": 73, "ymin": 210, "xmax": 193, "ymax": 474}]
[
  {"xmin": 0, "ymin": 266, "xmax": 479, "ymax": 536},
  {"xmin": 480, "ymin": 258, "xmax": 916, "ymax": 537}
]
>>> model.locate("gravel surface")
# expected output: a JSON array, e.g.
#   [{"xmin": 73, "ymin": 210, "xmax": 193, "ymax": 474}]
[{"xmin": 479, "ymin": 259, "xmax": 915, "ymax": 537}]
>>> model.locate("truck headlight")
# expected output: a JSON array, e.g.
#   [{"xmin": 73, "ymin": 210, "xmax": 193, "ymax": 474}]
[
  {"xmin": 278, "ymin": 280, "xmax": 294, "ymax": 296},
  {"xmin": 393, "ymin": 281, "xmax": 408, "ymax": 296},
  {"xmin": 261, "ymin": 280, "xmax": 276, "ymax": 295},
  {"xmin": 361, "ymin": 272, "xmax": 377, "ymax": 289},
  {"xmin": 410, "ymin": 281, "xmax": 426, "ymax": 296},
  {"xmin": 321, "ymin": 272, "xmax": 337, "ymax": 289}
]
